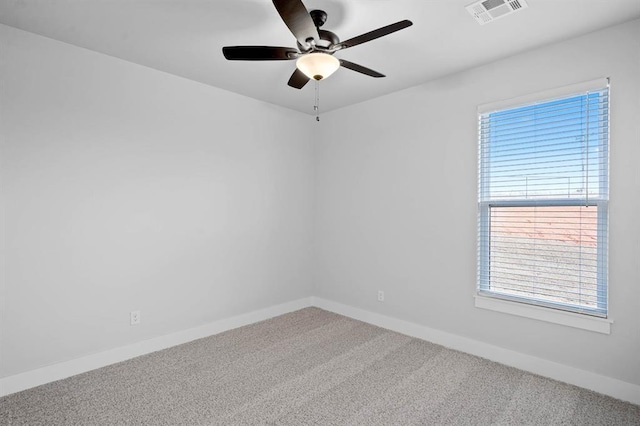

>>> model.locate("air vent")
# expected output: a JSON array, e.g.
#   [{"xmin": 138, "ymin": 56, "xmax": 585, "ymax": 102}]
[{"xmin": 466, "ymin": 0, "xmax": 528, "ymax": 25}]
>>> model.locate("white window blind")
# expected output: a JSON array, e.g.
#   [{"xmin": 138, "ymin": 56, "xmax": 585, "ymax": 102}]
[{"xmin": 477, "ymin": 80, "xmax": 609, "ymax": 317}]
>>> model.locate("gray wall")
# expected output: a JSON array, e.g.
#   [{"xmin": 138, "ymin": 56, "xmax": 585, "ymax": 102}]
[
  {"xmin": 0, "ymin": 24, "xmax": 315, "ymax": 377},
  {"xmin": 314, "ymin": 19, "xmax": 640, "ymax": 386}
]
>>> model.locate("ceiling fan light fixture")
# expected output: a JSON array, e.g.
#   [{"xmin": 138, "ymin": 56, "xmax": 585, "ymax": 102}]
[{"xmin": 296, "ymin": 52, "xmax": 340, "ymax": 81}]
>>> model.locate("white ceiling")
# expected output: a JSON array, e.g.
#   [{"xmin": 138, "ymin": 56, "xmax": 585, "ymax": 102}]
[{"xmin": 1, "ymin": 0, "xmax": 639, "ymax": 114}]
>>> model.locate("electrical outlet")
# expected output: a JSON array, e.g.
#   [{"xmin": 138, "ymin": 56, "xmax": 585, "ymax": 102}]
[
  {"xmin": 130, "ymin": 310, "xmax": 141, "ymax": 325},
  {"xmin": 377, "ymin": 291, "xmax": 385, "ymax": 302}
]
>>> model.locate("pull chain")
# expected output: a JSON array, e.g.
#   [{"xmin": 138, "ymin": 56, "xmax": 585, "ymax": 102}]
[{"xmin": 314, "ymin": 80, "xmax": 320, "ymax": 122}]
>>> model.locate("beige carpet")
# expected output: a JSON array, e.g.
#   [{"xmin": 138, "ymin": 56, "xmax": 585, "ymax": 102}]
[{"xmin": 1, "ymin": 307, "xmax": 639, "ymax": 425}]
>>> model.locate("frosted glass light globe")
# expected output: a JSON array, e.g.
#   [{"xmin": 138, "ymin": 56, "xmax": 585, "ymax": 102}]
[{"xmin": 296, "ymin": 53, "xmax": 340, "ymax": 81}]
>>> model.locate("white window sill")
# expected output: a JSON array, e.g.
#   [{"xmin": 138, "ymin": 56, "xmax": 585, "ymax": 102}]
[{"xmin": 474, "ymin": 295, "xmax": 612, "ymax": 334}]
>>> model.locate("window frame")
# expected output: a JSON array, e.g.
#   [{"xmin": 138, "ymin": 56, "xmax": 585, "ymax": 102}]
[{"xmin": 476, "ymin": 79, "xmax": 610, "ymax": 327}]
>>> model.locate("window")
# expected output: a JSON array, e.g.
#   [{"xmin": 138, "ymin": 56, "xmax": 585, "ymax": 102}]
[{"xmin": 477, "ymin": 79, "xmax": 609, "ymax": 318}]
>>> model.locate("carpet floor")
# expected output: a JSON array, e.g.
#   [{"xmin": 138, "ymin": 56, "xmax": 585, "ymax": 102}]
[{"xmin": 1, "ymin": 307, "xmax": 639, "ymax": 425}]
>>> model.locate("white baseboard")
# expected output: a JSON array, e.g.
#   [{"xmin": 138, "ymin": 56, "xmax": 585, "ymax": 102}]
[
  {"xmin": 0, "ymin": 297, "xmax": 313, "ymax": 397},
  {"xmin": 311, "ymin": 297, "xmax": 640, "ymax": 406},
  {"xmin": 3, "ymin": 296, "xmax": 639, "ymax": 406}
]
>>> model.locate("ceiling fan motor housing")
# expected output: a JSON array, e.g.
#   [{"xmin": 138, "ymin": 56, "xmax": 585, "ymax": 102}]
[
  {"xmin": 299, "ymin": 29, "xmax": 339, "ymax": 51},
  {"xmin": 297, "ymin": 10, "xmax": 339, "ymax": 51}
]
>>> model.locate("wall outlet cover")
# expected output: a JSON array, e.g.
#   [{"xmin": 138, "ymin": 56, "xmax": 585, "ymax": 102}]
[{"xmin": 130, "ymin": 310, "xmax": 141, "ymax": 325}]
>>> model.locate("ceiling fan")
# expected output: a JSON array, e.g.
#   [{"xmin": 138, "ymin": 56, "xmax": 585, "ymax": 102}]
[{"xmin": 222, "ymin": 0, "xmax": 413, "ymax": 89}]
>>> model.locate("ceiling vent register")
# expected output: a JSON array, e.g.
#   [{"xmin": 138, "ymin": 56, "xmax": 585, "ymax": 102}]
[{"xmin": 466, "ymin": 0, "xmax": 528, "ymax": 25}]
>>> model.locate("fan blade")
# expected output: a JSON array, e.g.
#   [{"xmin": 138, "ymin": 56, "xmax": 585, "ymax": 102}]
[
  {"xmin": 288, "ymin": 68, "xmax": 310, "ymax": 89},
  {"xmin": 272, "ymin": 0, "xmax": 319, "ymax": 48},
  {"xmin": 334, "ymin": 20, "xmax": 413, "ymax": 51},
  {"xmin": 339, "ymin": 60, "xmax": 385, "ymax": 78},
  {"xmin": 223, "ymin": 46, "xmax": 299, "ymax": 61}
]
